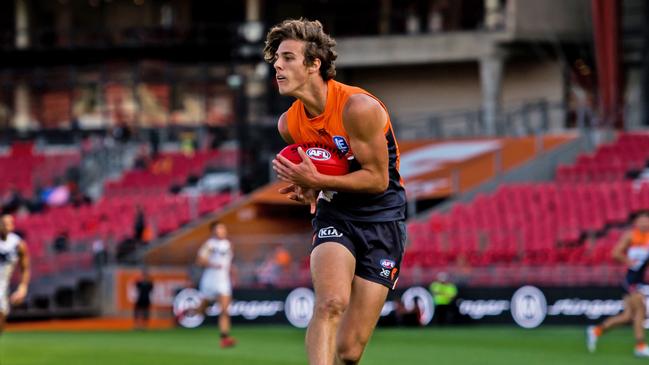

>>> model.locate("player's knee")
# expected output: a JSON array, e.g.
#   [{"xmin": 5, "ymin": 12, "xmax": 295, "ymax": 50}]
[
  {"xmin": 314, "ymin": 296, "xmax": 348, "ymax": 320},
  {"xmin": 336, "ymin": 342, "xmax": 364, "ymax": 364}
]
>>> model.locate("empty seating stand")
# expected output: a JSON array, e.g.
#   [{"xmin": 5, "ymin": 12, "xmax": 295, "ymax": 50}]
[
  {"xmin": 404, "ymin": 132, "xmax": 649, "ymax": 286},
  {"xmin": 0, "ymin": 142, "xmax": 81, "ymax": 197}
]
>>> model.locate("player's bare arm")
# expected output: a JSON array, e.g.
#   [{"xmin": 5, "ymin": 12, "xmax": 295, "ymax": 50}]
[
  {"xmin": 273, "ymin": 93, "xmax": 388, "ymax": 194},
  {"xmin": 196, "ymin": 246, "xmax": 221, "ymax": 269},
  {"xmin": 612, "ymin": 232, "xmax": 633, "ymax": 266},
  {"xmin": 10, "ymin": 241, "xmax": 30, "ymax": 305},
  {"xmin": 277, "ymin": 112, "xmax": 294, "ymax": 144}
]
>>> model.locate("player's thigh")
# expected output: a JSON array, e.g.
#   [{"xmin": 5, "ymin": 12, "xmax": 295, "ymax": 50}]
[
  {"xmin": 311, "ymin": 242, "xmax": 356, "ymax": 307},
  {"xmin": 630, "ymin": 292, "xmax": 646, "ymax": 313},
  {"xmin": 337, "ymin": 275, "xmax": 389, "ymax": 344}
]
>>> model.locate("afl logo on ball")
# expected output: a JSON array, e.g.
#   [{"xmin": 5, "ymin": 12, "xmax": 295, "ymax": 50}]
[{"xmin": 306, "ymin": 148, "xmax": 331, "ymax": 161}]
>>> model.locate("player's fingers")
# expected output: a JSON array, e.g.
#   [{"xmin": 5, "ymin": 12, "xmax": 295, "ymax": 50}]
[
  {"xmin": 273, "ymin": 165, "xmax": 290, "ymax": 179},
  {"xmin": 310, "ymin": 201, "xmax": 316, "ymax": 214},
  {"xmin": 288, "ymin": 193, "xmax": 302, "ymax": 202},
  {"xmin": 272, "ymin": 158, "xmax": 290, "ymax": 174},
  {"xmin": 271, "ymin": 159, "xmax": 287, "ymax": 172},
  {"xmin": 277, "ymin": 174, "xmax": 292, "ymax": 183},
  {"xmin": 273, "ymin": 159, "xmax": 295, "ymax": 176},
  {"xmin": 275, "ymin": 154, "xmax": 297, "ymax": 167},
  {"xmin": 278, "ymin": 184, "xmax": 296, "ymax": 194},
  {"xmin": 296, "ymin": 147, "xmax": 314, "ymax": 166}
]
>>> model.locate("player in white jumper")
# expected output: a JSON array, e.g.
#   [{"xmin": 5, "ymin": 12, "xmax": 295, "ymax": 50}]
[
  {"xmin": 0, "ymin": 214, "xmax": 30, "ymax": 334},
  {"xmin": 196, "ymin": 221, "xmax": 236, "ymax": 348}
]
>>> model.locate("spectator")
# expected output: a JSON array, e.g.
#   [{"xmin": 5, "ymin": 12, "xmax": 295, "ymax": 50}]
[
  {"xmin": 1, "ymin": 188, "xmax": 24, "ymax": 215},
  {"xmin": 430, "ymin": 272, "xmax": 458, "ymax": 325},
  {"xmin": 134, "ymin": 267, "xmax": 154, "ymax": 330},
  {"xmin": 133, "ymin": 146, "xmax": 150, "ymax": 170},
  {"xmin": 256, "ymin": 256, "xmax": 280, "ymax": 288},
  {"xmin": 148, "ymin": 128, "xmax": 160, "ymax": 159},
  {"xmin": 112, "ymin": 121, "xmax": 131, "ymax": 143},
  {"xmin": 53, "ymin": 231, "xmax": 70, "ymax": 253},
  {"xmin": 133, "ymin": 205, "xmax": 146, "ymax": 243},
  {"xmin": 274, "ymin": 244, "xmax": 292, "ymax": 271},
  {"xmin": 255, "ymin": 245, "xmax": 292, "ymax": 288},
  {"xmin": 92, "ymin": 237, "xmax": 108, "ymax": 268}
]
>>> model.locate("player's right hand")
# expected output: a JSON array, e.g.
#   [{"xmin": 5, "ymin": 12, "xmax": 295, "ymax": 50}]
[{"xmin": 279, "ymin": 184, "xmax": 318, "ymax": 214}]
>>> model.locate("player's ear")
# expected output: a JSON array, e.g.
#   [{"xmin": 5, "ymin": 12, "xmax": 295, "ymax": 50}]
[{"xmin": 308, "ymin": 58, "xmax": 321, "ymax": 75}]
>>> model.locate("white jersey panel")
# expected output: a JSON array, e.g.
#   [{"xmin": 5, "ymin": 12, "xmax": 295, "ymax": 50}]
[
  {"xmin": 0, "ymin": 233, "xmax": 21, "ymax": 315},
  {"xmin": 198, "ymin": 238, "xmax": 233, "ymax": 298}
]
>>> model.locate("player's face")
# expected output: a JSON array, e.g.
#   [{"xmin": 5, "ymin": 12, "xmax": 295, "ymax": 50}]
[
  {"xmin": 636, "ymin": 215, "xmax": 649, "ymax": 232},
  {"xmin": 215, "ymin": 224, "xmax": 227, "ymax": 238},
  {"xmin": 273, "ymin": 39, "xmax": 310, "ymax": 96},
  {"xmin": 0, "ymin": 215, "xmax": 13, "ymax": 234}
]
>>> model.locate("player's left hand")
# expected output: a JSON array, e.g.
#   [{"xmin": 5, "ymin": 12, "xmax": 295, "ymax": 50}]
[
  {"xmin": 273, "ymin": 147, "xmax": 321, "ymax": 189},
  {"xmin": 9, "ymin": 285, "xmax": 27, "ymax": 305},
  {"xmin": 279, "ymin": 184, "xmax": 318, "ymax": 214}
]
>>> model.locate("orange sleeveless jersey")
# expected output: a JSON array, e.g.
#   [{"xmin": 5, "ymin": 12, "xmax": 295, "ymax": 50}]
[
  {"xmin": 630, "ymin": 229, "xmax": 649, "ymax": 247},
  {"xmin": 284, "ymin": 79, "xmax": 406, "ymax": 222},
  {"xmin": 286, "ymin": 80, "xmax": 393, "ymax": 156}
]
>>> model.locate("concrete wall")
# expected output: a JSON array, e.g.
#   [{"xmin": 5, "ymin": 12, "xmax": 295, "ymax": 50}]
[
  {"xmin": 336, "ymin": 33, "xmax": 501, "ymax": 67},
  {"xmin": 343, "ymin": 63, "xmax": 482, "ymax": 115},
  {"xmin": 508, "ymin": 0, "xmax": 593, "ymax": 40},
  {"xmin": 341, "ymin": 58, "xmax": 564, "ymax": 118},
  {"xmin": 502, "ymin": 59, "xmax": 564, "ymax": 104}
]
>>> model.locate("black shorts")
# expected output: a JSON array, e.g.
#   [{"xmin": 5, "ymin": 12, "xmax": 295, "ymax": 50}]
[
  {"xmin": 311, "ymin": 216, "xmax": 406, "ymax": 290},
  {"xmin": 623, "ymin": 269, "xmax": 646, "ymax": 294}
]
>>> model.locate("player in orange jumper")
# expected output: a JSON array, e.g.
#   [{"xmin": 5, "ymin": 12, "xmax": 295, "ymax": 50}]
[
  {"xmin": 266, "ymin": 19, "xmax": 407, "ymax": 365},
  {"xmin": 587, "ymin": 211, "xmax": 649, "ymax": 357}
]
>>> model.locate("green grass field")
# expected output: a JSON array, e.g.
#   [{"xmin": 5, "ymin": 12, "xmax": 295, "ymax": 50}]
[{"xmin": 0, "ymin": 325, "xmax": 645, "ymax": 365}]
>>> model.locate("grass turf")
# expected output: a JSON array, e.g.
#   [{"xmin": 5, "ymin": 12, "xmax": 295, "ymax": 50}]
[{"xmin": 0, "ymin": 325, "xmax": 645, "ymax": 365}]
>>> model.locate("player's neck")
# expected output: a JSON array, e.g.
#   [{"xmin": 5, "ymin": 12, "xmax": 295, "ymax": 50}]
[{"xmin": 297, "ymin": 78, "xmax": 328, "ymax": 118}]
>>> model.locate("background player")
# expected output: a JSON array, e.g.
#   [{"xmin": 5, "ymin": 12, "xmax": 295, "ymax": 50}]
[
  {"xmin": 0, "ymin": 214, "xmax": 30, "ymax": 334},
  {"xmin": 195, "ymin": 221, "xmax": 236, "ymax": 348},
  {"xmin": 587, "ymin": 211, "xmax": 649, "ymax": 357},
  {"xmin": 267, "ymin": 18, "xmax": 407, "ymax": 364}
]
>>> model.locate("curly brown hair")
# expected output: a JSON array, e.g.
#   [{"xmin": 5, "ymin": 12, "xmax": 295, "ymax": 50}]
[{"xmin": 263, "ymin": 18, "xmax": 337, "ymax": 81}]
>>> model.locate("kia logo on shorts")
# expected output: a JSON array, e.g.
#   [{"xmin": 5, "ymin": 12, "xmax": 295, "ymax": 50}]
[
  {"xmin": 306, "ymin": 148, "xmax": 331, "ymax": 161},
  {"xmin": 511, "ymin": 285, "xmax": 547, "ymax": 329}
]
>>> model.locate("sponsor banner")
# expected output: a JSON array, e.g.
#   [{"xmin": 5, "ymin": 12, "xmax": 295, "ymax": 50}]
[
  {"xmin": 173, "ymin": 286, "xmax": 435, "ymax": 329},
  {"xmin": 171, "ymin": 285, "xmax": 634, "ymax": 329},
  {"xmin": 457, "ymin": 286, "xmax": 627, "ymax": 328}
]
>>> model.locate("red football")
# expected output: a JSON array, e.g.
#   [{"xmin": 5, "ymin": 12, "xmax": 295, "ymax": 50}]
[{"xmin": 278, "ymin": 143, "xmax": 349, "ymax": 176}]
